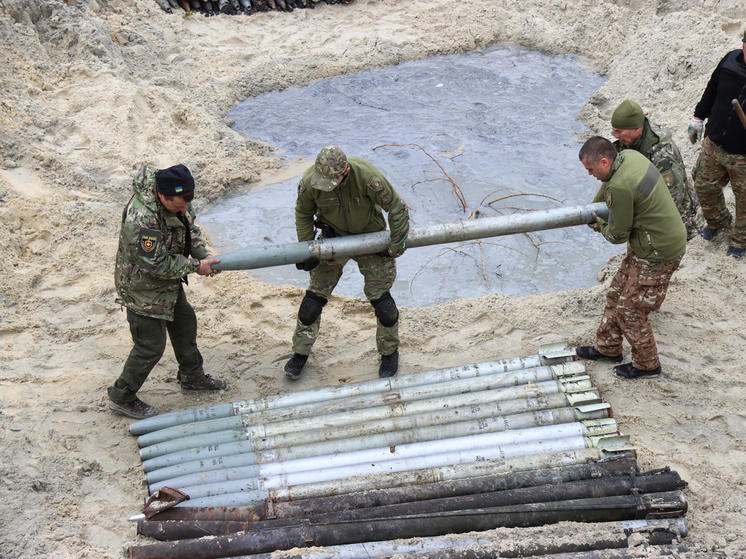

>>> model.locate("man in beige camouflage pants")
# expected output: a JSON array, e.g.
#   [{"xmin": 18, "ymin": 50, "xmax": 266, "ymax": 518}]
[
  {"xmin": 687, "ymin": 30, "xmax": 746, "ymax": 259},
  {"xmin": 575, "ymin": 137, "xmax": 686, "ymax": 379},
  {"xmin": 285, "ymin": 146, "xmax": 409, "ymax": 380}
]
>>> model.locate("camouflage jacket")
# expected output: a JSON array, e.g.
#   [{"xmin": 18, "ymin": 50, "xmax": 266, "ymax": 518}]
[
  {"xmin": 114, "ymin": 165, "xmax": 208, "ymax": 320},
  {"xmin": 614, "ymin": 119, "xmax": 702, "ymax": 238},
  {"xmin": 592, "ymin": 150, "xmax": 686, "ymax": 263},
  {"xmin": 295, "ymin": 157, "xmax": 410, "ymax": 256}
]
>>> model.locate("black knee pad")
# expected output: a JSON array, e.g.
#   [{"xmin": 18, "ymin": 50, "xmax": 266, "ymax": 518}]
[
  {"xmin": 371, "ymin": 291, "xmax": 399, "ymax": 327},
  {"xmin": 298, "ymin": 290, "xmax": 327, "ymax": 326}
]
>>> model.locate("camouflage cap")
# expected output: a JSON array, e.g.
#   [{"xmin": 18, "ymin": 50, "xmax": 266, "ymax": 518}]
[
  {"xmin": 611, "ymin": 100, "xmax": 645, "ymax": 130},
  {"xmin": 309, "ymin": 146, "xmax": 348, "ymax": 191}
]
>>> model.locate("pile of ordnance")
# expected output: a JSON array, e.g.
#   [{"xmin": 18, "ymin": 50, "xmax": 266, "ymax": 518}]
[
  {"xmin": 154, "ymin": 0, "xmax": 352, "ymax": 17},
  {"xmin": 123, "ymin": 343, "xmax": 717, "ymax": 558}
]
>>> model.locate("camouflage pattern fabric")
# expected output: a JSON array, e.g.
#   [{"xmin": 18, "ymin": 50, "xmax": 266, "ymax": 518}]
[
  {"xmin": 296, "ymin": 157, "xmax": 410, "ymax": 256},
  {"xmin": 115, "ymin": 165, "xmax": 208, "ymax": 321},
  {"xmin": 692, "ymin": 136, "xmax": 746, "ymax": 248},
  {"xmin": 291, "ymin": 253, "xmax": 398, "ymax": 356},
  {"xmin": 595, "ymin": 252, "xmax": 682, "ymax": 371},
  {"xmin": 108, "ymin": 287, "xmax": 204, "ymax": 404},
  {"xmin": 615, "ymin": 120, "xmax": 703, "ymax": 239}
]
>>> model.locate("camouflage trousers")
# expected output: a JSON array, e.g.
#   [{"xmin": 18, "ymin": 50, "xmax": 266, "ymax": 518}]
[
  {"xmin": 693, "ymin": 136, "xmax": 746, "ymax": 248},
  {"xmin": 595, "ymin": 252, "xmax": 681, "ymax": 371},
  {"xmin": 292, "ymin": 253, "xmax": 398, "ymax": 356},
  {"xmin": 108, "ymin": 286, "xmax": 204, "ymax": 404}
]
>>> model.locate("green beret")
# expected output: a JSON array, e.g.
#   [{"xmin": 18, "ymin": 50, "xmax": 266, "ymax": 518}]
[{"xmin": 611, "ymin": 100, "xmax": 645, "ymax": 129}]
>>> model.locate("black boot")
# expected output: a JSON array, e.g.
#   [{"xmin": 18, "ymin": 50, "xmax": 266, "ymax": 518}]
[
  {"xmin": 575, "ymin": 346, "xmax": 623, "ymax": 363},
  {"xmin": 284, "ymin": 353, "xmax": 308, "ymax": 380},
  {"xmin": 701, "ymin": 214, "xmax": 732, "ymax": 241},
  {"xmin": 614, "ymin": 362, "xmax": 661, "ymax": 379},
  {"xmin": 379, "ymin": 350, "xmax": 399, "ymax": 378}
]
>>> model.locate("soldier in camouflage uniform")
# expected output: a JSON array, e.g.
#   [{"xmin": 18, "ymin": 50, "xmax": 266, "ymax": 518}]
[
  {"xmin": 575, "ymin": 137, "xmax": 687, "ymax": 379},
  {"xmin": 687, "ymin": 31, "xmax": 746, "ymax": 259},
  {"xmin": 108, "ymin": 164, "xmax": 227, "ymax": 419},
  {"xmin": 611, "ymin": 100, "xmax": 703, "ymax": 240},
  {"xmin": 285, "ymin": 146, "xmax": 409, "ymax": 380}
]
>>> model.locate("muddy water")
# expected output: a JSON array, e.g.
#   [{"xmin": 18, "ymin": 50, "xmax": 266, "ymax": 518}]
[{"xmin": 202, "ymin": 44, "xmax": 619, "ymax": 306}]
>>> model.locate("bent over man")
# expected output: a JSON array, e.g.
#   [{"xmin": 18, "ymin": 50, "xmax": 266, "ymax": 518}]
[
  {"xmin": 108, "ymin": 164, "xmax": 227, "ymax": 419},
  {"xmin": 611, "ymin": 99, "xmax": 702, "ymax": 239},
  {"xmin": 575, "ymin": 137, "xmax": 686, "ymax": 380},
  {"xmin": 285, "ymin": 146, "xmax": 410, "ymax": 380}
]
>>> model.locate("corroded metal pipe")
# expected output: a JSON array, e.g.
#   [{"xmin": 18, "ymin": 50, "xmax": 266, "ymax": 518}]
[
  {"xmin": 127, "ymin": 491, "xmax": 685, "ymax": 559},
  {"xmin": 129, "ymin": 343, "xmax": 576, "ymax": 435},
  {"xmin": 145, "ymin": 458, "xmax": 640, "ymax": 522},
  {"xmin": 207, "ymin": 518, "xmax": 688, "ymax": 559},
  {"xmin": 212, "ymin": 202, "xmax": 611, "ymax": 271},
  {"xmin": 138, "ymin": 471, "xmax": 685, "ymax": 540}
]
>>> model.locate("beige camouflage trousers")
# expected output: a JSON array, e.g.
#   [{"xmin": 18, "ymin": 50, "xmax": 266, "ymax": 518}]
[
  {"xmin": 292, "ymin": 253, "xmax": 398, "ymax": 356},
  {"xmin": 595, "ymin": 252, "xmax": 681, "ymax": 371},
  {"xmin": 693, "ymin": 136, "xmax": 746, "ymax": 248}
]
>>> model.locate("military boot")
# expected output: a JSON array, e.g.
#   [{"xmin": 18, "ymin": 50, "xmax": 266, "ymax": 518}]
[
  {"xmin": 575, "ymin": 346, "xmax": 623, "ymax": 363},
  {"xmin": 109, "ymin": 397, "xmax": 157, "ymax": 419},
  {"xmin": 614, "ymin": 362, "xmax": 661, "ymax": 379},
  {"xmin": 284, "ymin": 353, "xmax": 308, "ymax": 380},
  {"xmin": 701, "ymin": 214, "xmax": 732, "ymax": 241},
  {"xmin": 726, "ymin": 246, "xmax": 746, "ymax": 259},
  {"xmin": 180, "ymin": 374, "xmax": 228, "ymax": 392},
  {"xmin": 379, "ymin": 350, "xmax": 399, "ymax": 378}
]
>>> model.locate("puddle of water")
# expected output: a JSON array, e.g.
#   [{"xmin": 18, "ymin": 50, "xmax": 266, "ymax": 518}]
[{"xmin": 202, "ymin": 44, "xmax": 620, "ymax": 306}]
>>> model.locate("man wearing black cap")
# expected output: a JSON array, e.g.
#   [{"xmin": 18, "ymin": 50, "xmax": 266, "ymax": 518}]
[
  {"xmin": 687, "ymin": 30, "xmax": 746, "ymax": 259},
  {"xmin": 108, "ymin": 164, "xmax": 227, "ymax": 420}
]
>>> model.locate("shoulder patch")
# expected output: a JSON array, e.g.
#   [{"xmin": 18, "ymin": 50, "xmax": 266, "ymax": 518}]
[
  {"xmin": 138, "ymin": 228, "xmax": 162, "ymax": 257},
  {"xmin": 605, "ymin": 190, "xmax": 613, "ymax": 208},
  {"xmin": 367, "ymin": 176, "xmax": 385, "ymax": 193}
]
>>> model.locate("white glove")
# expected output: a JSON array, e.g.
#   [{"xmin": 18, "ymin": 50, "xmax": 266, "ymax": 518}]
[{"xmin": 687, "ymin": 117, "xmax": 703, "ymax": 144}]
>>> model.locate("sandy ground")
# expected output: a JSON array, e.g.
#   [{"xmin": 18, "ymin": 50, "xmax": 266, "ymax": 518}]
[{"xmin": 1, "ymin": 0, "xmax": 745, "ymax": 557}]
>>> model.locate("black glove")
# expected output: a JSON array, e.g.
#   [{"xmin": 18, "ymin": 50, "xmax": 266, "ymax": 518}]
[{"xmin": 295, "ymin": 257, "xmax": 320, "ymax": 272}]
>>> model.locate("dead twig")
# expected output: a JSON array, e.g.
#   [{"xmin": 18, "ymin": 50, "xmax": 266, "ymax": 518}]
[
  {"xmin": 483, "ymin": 192, "xmax": 564, "ymax": 207},
  {"xmin": 373, "ymin": 142, "xmax": 467, "ymax": 212}
]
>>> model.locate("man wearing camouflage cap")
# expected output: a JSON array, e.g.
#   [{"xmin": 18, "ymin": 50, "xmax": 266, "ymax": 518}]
[
  {"xmin": 687, "ymin": 30, "xmax": 746, "ymax": 259},
  {"xmin": 285, "ymin": 146, "xmax": 410, "ymax": 379},
  {"xmin": 108, "ymin": 164, "xmax": 227, "ymax": 420},
  {"xmin": 611, "ymin": 99, "xmax": 702, "ymax": 239}
]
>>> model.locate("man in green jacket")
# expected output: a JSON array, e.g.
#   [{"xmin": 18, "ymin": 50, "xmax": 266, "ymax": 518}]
[
  {"xmin": 575, "ymin": 137, "xmax": 686, "ymax": 379},
  {"xmin": 610, "ymin": 99, "xmax": 702, "ymax": 239},
  {"xmin": 109, "ymin": 164, "xmax": 227, "ymax": 420},
  {"xmin": 285, "ymin": 146, "xmax": 410, "ymax": 380}
]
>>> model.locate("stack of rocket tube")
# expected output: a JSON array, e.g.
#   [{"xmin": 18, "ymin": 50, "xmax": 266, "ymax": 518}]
[{"xmin": 125, "ymin": 343, "xmax": 689, "ymax": 558}]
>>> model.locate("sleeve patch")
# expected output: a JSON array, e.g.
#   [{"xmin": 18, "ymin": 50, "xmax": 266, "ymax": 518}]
[
  {"xmin": 138, "ymin": 228, "xmax": 162, "ymax": 257},
  {"xmin": 367, "ymin": 177, "xmax": 385, "ymax": 193}
]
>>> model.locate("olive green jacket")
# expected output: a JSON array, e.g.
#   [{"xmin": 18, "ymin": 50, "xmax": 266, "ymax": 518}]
[
  {"xmin": 614, "ymin": 119, "xmax": 701, "ymax": 238},
  {"xmin": 295, "ymin": 157, "xmax": 409, "ymax": 255},
  {"xmin": 114, "ymin": 165, "xmax": 207, "ymax": 320},
  {"xmin": 592, "ymin": 150, "xmax": 686, "ymax": 262}
]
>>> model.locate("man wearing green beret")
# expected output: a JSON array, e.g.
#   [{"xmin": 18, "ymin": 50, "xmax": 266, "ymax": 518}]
[
  {"xmin": 611, "ymin": 99, "xmax": 702, "ymax": 239},
  {"xmin": 575, "ymin": 137, "xmax": 686, "ymax": 379},
  {"xmin": 285, "ymin": 146, "xmax": 410, "ymax": 380},
  {"xmin": 687, "ymin": 30, "xmax": 746, "ymax": 259}
]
